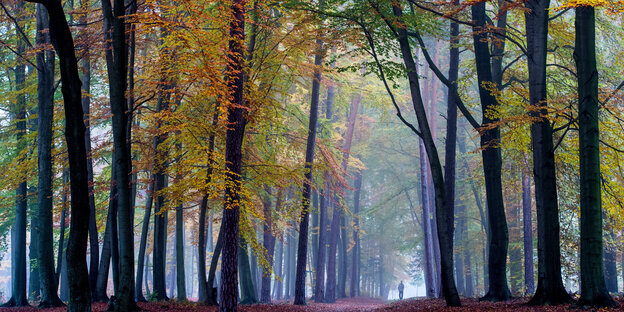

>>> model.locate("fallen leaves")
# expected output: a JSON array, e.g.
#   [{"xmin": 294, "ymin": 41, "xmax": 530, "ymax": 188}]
[{"xmin": 2, "ymin": 296, "xmax": 624, "ymax": 311}]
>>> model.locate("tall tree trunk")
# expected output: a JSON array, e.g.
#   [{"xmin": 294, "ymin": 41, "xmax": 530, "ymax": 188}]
[
  {"xmin": 78, "ymin": 0, "xmax": 99, "ymax": 298},
  {"xmin": 3, "ymin": 3, "xmax": 29, "ymax": 306},
  {"xmin": 419, "ymin": 140, "xmax": 436, "ymax": 297},
  {"xmin": 314, "ymin": 184, "xmax": 329, "ymax": 302},
  {"xmin": 284, "ymin": 229, "xmax": 292, "ymax": 299},
  {"xmin": 57, "ymin": 174, "xmax": 68, "ymax": 290},
  {"xmin": 455, "ymin": 203, "xmax": 465, "ymax": 296},
  {"xmin": 338, "ymin": 218, "xmax": 347, "ymax": 298},
  {"xmin": 218, "ymin": 1, "xmax": 246, "ymax": 310},
  {"xmin": 135, "ymin": 178, "xmax": 154, "ymax": 302},
  {"xmin": 522, "ymin": 171, "xmax": 535, "ymax": 295},
  {"xmin": 391, "ymin": 4, "xmax": 460, "ymax": 306},
  {"xmin": 175, "ymin": 202, "xmax": 186, "ymax": 301},
  {"xmin": 325, "ymin": 194, "xmax": 340, "ymax": 303},
  {"xmin": 603, "ymin": 246, "xmax": 617, "ymax": 293},
  {"xmin": 275, "ymin": 237, "xmax": 284, "ymax": 300},
  {"xmin": 32, "ymin": 0, "xmax": 93, "ymax": 308},
  {"xmin": 29, "ymin": 203, "xmax": 41, "ymax": 302},
  {"xmin": 509, "ymin": 202, "xmax": 523, "ymax": 296},
  {"xmin": 470, "ymin": 2, "xmax": 511, "ymax": 301},
  {"xmin": 95, "ymin": 180, "xmax": 117, "ymax": 302},
  {"xmin": 350, "ymin": 172, "xmax": 362, "ymax": 297},
  {"xmin": 152, "ymin": 77, "xmax": 172, "ymax": 302},
  {"xmin": 35, "ymin": 4, "xmax": 63, "ymax": 307},
  {"xmin": 239, "ymin": 236, "xmax": 258, "ymax": 304},
  {"xmin": 101, "ymin": 0, "xmax": 135, "ymax": 307},
  {"xmin": 205, "ymin": 221, "xmax": 223, "ymax": 305},
  {"xmin": 524, "ymin": 0, "xmax": 572, "ymax": 305},
  {"xmin": 261, "ymin": 191, "xmax": 278, "ymax": 303},
  {"xmin": 576, "ymin": 6, "xmax": 615, "ymax": 307},
  {"xmin": 294, "ymin": 31, "xmax": 324, "ymax": 305},
  {"xmin": 197, "ymin": 112, "xmax": 218, "ymax": 303}
]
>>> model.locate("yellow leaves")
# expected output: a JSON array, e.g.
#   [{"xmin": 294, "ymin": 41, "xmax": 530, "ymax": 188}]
[{"xmin": 555, "ymin": 0, "xmax": 624, "ymax": 13}]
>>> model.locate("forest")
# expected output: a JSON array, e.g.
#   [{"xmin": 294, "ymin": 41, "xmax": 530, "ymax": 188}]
[{"xmin": 0, "ymin": 0, "xmax": 623, "ymax": 311}]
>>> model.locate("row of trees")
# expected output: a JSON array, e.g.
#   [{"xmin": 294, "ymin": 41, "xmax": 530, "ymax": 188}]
[{"xmin": 0, "ymin": 0, "xmax": 623, "ymax": 311}]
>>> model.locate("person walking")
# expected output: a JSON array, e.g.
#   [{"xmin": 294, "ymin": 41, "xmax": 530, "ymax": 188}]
[{"xmin": 398, "ymin": 281, "xmax": 404, "ymax": 300}]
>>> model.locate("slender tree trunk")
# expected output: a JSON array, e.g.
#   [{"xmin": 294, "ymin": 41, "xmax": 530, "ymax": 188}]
[
  {"xmin": 260, "ymin": 191, "xmax": 278, "ymax": 303},
  {"xmin": 604, "ymin": 233, "xmax": 618, "ymax": 293},
  {"xmin": 314, "ymin": 185, "xmax": 328, "ymax": 302},
  {"xmin": 311, "ymin": 191, "xmax": 319, "ymax": 299},
  {"xmin": 524, "ymin": 0, "xmax": 572, "ymax": 304},
  {"xmin": 205, "ymin": 221, "xmax": 223, "ymax": 305},
  {"xmin": 391, "ymin": 4, "xmax": 460, "ymax": 306},
  {"xmin": 445, "ymin": 11, "xmax": 460, "ymax": 297},
  {"xmin": 57, "ymin": 175, "xmax": 68, "ymax": 289},
  {"xmin": 175, "ymin": 202, "xmax": 186, "ymax": 301},
  {"xmin": 576, "ymin": 6, "xmax": 615, "ymax": 307},
  {"xmin": 470, "ymin": 2, "xmax": 511, "ymax": 301},
  {"xmin": 36, "ymin": 4, "xmax": 63, "ymax": 307},
  {"xmin": 135, "ymin": 179, "xmax": 154, "ymax": 302},
  {"xmin": 3, "ymin": 3, "xmax": 29, "ymax": 306},
  {"xmin": 218, "ymin": 2, "xmax": 246, "ymax": 309},
  {"xmin": 419, "ymin": 140, "xmax": 435, "ymax": 297},
  {"xmin": 29, "ymin": 211, "xmax": 41, "ymax": 302},
  {"xmin": 294, "ymin": 31, "xmax": 324, "ymax": 304},
  {"xmin": 455, "ymin": 203, "xmax": 465, "ymax": 296},
  {"xmin": 239, "ymin": 235, "xmax": 258, "ymax": 304},
  {"xmin": 79, "ymin": 0, "xmax": 99, "ymax": 298},
  {"xmin": 350, "ymin": 172, "xmax": 362, "ymax": 297},
  {"xmin": 32, "ymin": 0, "xmax": 93, "ymax": 308},
  {"xmin": 275, "ymin": 238, "xmax": 284, "ymax": 300},
  {"xmin": 522, "ymin": 171, "xmax": 535, "ymax": 295},
  {"xmin": 95, "ymin": 184, "xmax": 116, "ymax": 301}
]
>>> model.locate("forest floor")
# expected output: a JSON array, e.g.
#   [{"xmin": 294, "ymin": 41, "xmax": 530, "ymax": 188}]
[{"xmin": 3, "ymin": 296, "xmax": 624, "ymax": 311}]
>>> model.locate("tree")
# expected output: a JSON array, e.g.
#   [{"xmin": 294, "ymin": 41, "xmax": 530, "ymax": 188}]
[
  {"xmin": 361, "ymin": 1, "xmax": 461, "ymax": 305},
  {"xmin": 524, "ymin": 0, "xmax": 572, "ymax": 304},
  {"xmin": 102, "ymin": 0, "xmax": 136, "ymax": 308},
  {"xmin": 26, "ymin": 0, "xmax": 93, "ymax": 310},
  {"xmin": 294, "ymin": 21, "xmax": 324, "ymax": 306},
  {"xmin": 2, "ymin": 1, "xmax": 30, "ymax": 307},
  {"xmin": 35, "ymin": 3, "xmax": 64, "ymax": 307},
  {"xmin": 219, "ymin": 0, "xmax": 246, "ymax": 310},
  {"xmin": 470, "ymin": 2, "xmax": 511, "ymax": 301},
  {"xmin": 575, "ymin": 5, "xmax": 616, "ymax": 307}
]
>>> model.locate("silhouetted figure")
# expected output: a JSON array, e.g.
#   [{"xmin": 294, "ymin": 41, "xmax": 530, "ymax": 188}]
[{"xmin": 398, "ymin": 281, "xmax": 404, "ymax": 300}]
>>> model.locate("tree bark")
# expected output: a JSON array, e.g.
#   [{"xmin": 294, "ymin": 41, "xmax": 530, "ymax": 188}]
[
  {"xmin": 197, "ymin": 112, "xmax": 218, "ymax": 303},
  {"xmin": 524, "ymin": 0, "xmax": 572, "ymax": 305},
  {"xmin": 29, "ymin": 0, "xmax": 93, "ymax": 308},
  {"xmin": 522, "ymin": 171, "xmax": 534, "ymax": 295},
  {"xmin": 135, "ymin": 178, "xmax": 154, "ymax": 302},
  {"xmin": 391, "ymin": 4, "xmax": 460, "ymax": 306},
  {"xmin": 3, "ymin": 2, "xmax": 29, "ymax": 306},
  {"xmin": 79, "ymin": 0, "xmax": 99, "ymax": 298},
  {"xmin": 294, "ymin": 31, "xmax": 324, "ymax": 304},
  {"xmin": 471, "ymin": 2, "xmax": 511, "ymax": 301},
  {"xmin": 175, "ymin": 201, "xmax": 186, "ymax": 301},
  {"xmin": 575, "ymin": 6, "xmax": 615, "ymax": 307},
  {"xmin": 260, "ymin": 191, "xmax": 277, "ymax": 303},
  {"xmin": 350, "ymin": 172, "xmax": 362, "ymax": 297},
  {"xmin": 218, "ymin": 1, "xmax": 246, "ymax": 310},
  {"xmin": 95, "ymin": 180, "xmax": 117, "ymax": 302},
  {"xmin": 35, "ymin": 3, "xmax": 64, "ymax": 307},
  {"xmin": 239, "ymin": 236, "xmax": 258, "ymax": 304}
]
